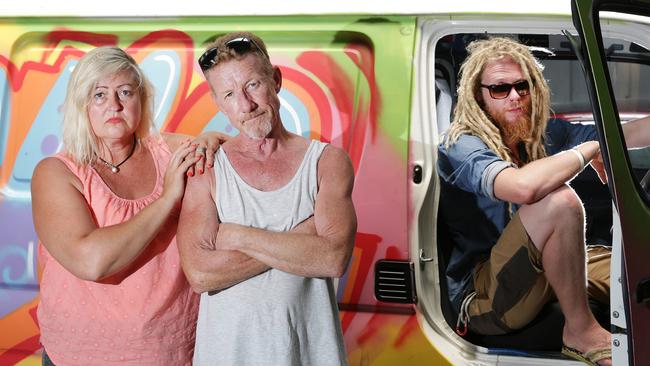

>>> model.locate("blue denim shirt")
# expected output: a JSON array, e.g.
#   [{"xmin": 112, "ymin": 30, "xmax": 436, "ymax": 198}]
[{"xmin": 437, "ymin": 118, "xmax": 597, "ymax": 311}]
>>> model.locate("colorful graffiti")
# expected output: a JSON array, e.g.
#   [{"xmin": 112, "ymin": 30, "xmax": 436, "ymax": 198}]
[{"xmin": 0, "ymin": 17, "xmax": 443, "ymax": 365}]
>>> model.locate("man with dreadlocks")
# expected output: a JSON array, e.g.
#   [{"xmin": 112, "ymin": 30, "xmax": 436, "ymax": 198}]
[{"xmin": 436, "ymin": 37, "xmax": 650, "ymax": 366}]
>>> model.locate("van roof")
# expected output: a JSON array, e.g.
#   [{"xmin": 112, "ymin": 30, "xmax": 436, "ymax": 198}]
[{"xmin": 3, "ymin": 0, "xmax": 572, "ymax": 17}]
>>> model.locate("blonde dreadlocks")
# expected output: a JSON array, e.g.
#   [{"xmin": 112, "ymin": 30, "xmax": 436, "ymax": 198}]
[{"xmin": 444, "ymin": 37, "xmax": 551, "ymax": 164}]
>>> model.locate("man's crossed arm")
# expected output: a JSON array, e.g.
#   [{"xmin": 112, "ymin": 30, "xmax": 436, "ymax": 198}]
[{"xmin": 177, "ymin": 146, "xmax": 356, "ymax": 293}]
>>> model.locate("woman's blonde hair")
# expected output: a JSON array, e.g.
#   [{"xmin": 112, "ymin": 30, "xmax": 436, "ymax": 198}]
[
  {"xmin": 62, "ymin": 46, "xmax": 154, "ymax": 165},
  {"xmin": 444, "ymin": 37, "xmax": 551, "ymax": 164}
]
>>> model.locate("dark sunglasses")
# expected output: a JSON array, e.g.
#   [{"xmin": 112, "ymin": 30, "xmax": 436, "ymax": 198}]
[
  {"xmin": 480, "ymin": 80, "xmax": 531, "ymax": 99},
  {"xmin": 198, "ymin": 37, "xmax": 268, "ymax": 71}
]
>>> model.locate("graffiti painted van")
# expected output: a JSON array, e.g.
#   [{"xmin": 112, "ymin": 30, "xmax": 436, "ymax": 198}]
[{"xmin": 1, "ymin": 0, "xmax": 649, "ymax": 364}]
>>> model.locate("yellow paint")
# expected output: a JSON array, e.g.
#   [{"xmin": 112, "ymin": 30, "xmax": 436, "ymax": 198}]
[
  {"xmin": 14, "ymin": 353, "xmax": 40, "ymax": 366},
  {"xmin": 0, "ymin": 24, "xmax": 28, "ymax": 55}
]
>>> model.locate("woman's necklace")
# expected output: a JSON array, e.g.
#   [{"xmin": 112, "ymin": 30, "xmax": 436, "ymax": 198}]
[{"xmin": 97, "ymin": 135, "xmax": 137, "ymax": 173}]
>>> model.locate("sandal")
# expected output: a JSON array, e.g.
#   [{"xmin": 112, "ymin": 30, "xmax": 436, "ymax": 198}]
[{"xmin": 562, "ymin": 345, "xmax": 612, "ymax": 366}]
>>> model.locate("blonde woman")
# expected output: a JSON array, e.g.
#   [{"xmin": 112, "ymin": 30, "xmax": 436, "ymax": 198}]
[{"xmin": 31, "ymin": 46, "xmax": 224, "ymax": 365}]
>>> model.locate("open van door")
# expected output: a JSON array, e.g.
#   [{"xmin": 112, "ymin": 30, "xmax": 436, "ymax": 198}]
[{"xmin": 571, "ymin": 0, "xmax": 650, "ymax": 364}]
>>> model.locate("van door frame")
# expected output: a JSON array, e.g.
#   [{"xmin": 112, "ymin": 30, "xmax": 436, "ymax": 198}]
[
  {"xmin": 571, "ymin": 0, "xmax": 650, "ymax": 364},
  {"xmin": 412, "ymin": 16, "xmax": 588, "ymax": 366}
]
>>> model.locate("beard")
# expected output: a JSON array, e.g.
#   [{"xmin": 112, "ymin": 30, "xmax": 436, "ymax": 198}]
[
  {"xmin": 241, "ymin": 118, "xmax": 273, "ymax": 139},
  {"xmin": 499, "ymin": 114, "xmax": 531, "ymax": 145},
  {"xmin": 490, "ymin": 104, "xmax": 532, "ymax": 146}
]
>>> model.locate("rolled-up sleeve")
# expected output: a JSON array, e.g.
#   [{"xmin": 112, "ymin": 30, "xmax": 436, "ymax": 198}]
[
  {"xmin": 481, "ymin": 160, "xmax": 514, "ymax": 200},
  {"xmin": 438, "ymin": 135, "xmax": 514, "ymax": 201}
]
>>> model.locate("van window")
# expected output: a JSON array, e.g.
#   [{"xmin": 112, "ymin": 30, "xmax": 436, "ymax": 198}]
[{"xmin": 597, "ymin": 23, "xmax": 650, "ymax": 200}]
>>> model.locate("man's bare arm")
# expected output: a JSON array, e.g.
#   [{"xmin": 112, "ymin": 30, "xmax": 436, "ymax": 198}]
[
  {"xmin": 622, "ymin": 115, "xmax": 650, "ymax": 148},
  {"xmin": 496, "ymin": 116, "xmax": 650, "ymax": 201},
  {"xmin": 494, "ymin": 140, "xmax": 600, "ymax": 205},
  {"xmin": 216, "ymin": 146, "xmax": 357, "ymax": 278},
  {"xmin": 177, "ymin": 168, "xmax": 269, "ymax": 293},
  {"xmin": 590, "ymin": 115, "xmax": 650, "ymax": 183}
]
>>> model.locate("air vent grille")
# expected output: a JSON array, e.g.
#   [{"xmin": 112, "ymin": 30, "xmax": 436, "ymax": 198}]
[{"xmin": 374, "ymin": 260, "xmax": 416, "ymax": 304}]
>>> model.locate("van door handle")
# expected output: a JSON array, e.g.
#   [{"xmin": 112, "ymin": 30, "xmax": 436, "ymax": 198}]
[
  {"xmin": 413, "ymin": 165, "xmax": 423, "ymax": 184},
  {"xmin": 419, "ymin": 249, "xmax": 433, "ymax": 263}
]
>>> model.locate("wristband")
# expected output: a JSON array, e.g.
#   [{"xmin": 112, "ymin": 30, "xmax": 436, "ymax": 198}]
[{"xmin": 569, "ymin": 148, "xmax": 586, "ymax": 170}]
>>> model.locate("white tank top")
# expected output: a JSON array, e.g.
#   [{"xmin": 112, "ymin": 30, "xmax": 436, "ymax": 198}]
[{"xmin": 193, "ymin": 139, "xmax": 348, "ymax": 366}]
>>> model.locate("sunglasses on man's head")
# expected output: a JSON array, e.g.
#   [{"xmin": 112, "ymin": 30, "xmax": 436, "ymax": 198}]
[
  {"xmin": 480, "ymin": 80, "xmax": 531, "ymax": 99},
  {"xmin": 198, "ymin": 37, "xmax": 268, "ymax": 71}
]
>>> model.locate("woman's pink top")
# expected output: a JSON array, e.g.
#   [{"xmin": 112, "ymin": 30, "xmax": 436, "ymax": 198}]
[{"xmin": 38, "ymin": 134, "xmax": 199, "ymax": 365}]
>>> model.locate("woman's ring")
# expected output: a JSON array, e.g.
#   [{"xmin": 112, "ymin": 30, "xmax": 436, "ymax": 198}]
[{"xmin": 196, "ymin": 146, "xmax": 207, "ymax": 154}]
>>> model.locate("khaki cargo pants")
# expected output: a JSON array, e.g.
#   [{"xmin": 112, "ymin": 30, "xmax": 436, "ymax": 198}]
[{"xmin": 466, "ymin": 212, "xmax": 611, "ymax": 335}]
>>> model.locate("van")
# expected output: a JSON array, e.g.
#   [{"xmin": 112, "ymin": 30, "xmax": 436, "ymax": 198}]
[{"xmin": 1, "ymin": 0, "xmax": 648, "ymax": 364}]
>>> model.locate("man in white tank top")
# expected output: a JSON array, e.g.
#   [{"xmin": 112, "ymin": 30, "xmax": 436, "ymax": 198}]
[{"xmin": 177, "ymin": 32, "xmax": 357, "ymax": 366}]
